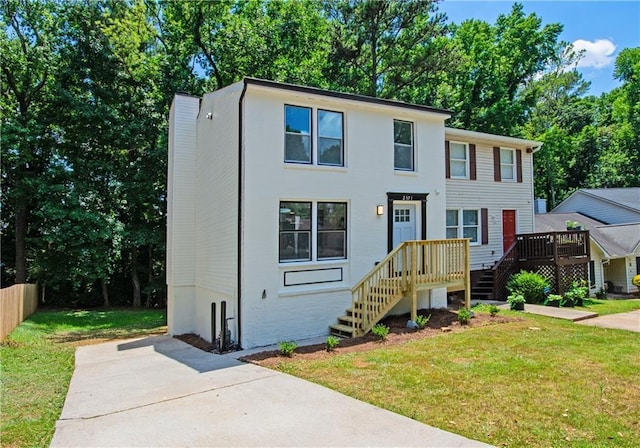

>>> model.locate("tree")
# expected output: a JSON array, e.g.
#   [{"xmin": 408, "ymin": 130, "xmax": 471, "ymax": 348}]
[
  {"xmin": 323, "ymin": 0, "xmax": 452, "ymax": 101},
  {"xmin": 0, "ymin": 0, "xmax": 61, "ymax": 284},
  {"xmin": 440, "ymin": 3, "xmax": 563, "ymax": 135}
]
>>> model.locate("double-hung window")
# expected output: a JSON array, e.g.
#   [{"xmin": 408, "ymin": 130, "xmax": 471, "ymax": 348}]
[
  {"xmin": 279, "ymin": 201, "xmax": 347, "ymax": 262},
  {"xmin": 284, "ymin": 105, "xmax": 344, "ymax": 166},
  {"xmin": 500, "ymin": 148, "xmax": 516, "ymax": 181},
  {"xmin": 446, "ymin": 209, "xmax": 480, "ymax": 244},
  {"xmin": 449, "ymin": 142, "xmax": 469, "ymax": 178},
  {"xmin": 393, "ymin": 119, "xmax": 414, "ymax": 171}
]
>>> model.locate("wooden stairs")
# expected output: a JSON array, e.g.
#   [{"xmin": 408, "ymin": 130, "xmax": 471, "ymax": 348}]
[
  {"xmin": 330, "ymin": 278, "xmax": 406, "ymax": 338},
  {"xmin": 471, "ymin": 269, "xmax": 495, "ymax": 301},
  {"xmin": 330, "ymin": 239, "xmax": 471, "ymax": 339}
]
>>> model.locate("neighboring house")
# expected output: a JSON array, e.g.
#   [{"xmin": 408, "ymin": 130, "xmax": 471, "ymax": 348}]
[
  {"xmin": 444, "ymin": 128, "xmax": 541, "ymax": 281},
  {"xmin": 167, "ymin": 78, "xmax": 540, "ymax": 349},
  {"xmin": 552, "ymin": 188, "xmax": 640, "ymax": 224},
  {"xmin": 536, "ymin": 212, "xmax": 640, "ymax": 294}
]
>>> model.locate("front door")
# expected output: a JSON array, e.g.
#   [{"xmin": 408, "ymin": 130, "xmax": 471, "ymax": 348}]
[
  {"xmin": 393, "ymin": 205, "xmax": 416, "ymax": 248},
  {"xmin": 502, "ymin": 210, "xmax": 516, "ymax": 253}
]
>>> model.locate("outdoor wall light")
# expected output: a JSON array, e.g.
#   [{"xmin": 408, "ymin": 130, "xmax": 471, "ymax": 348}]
[{"xmin": 376, "ymin": 205, "xmax": 385, "ymax": 216}]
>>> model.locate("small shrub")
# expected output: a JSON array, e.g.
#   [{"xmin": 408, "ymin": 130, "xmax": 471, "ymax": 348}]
[
  {"xmin": 595, "ymin": 287, "xmax": 607, "ymax": 300},
  {"xmin": 507, "ymin": 293, "xmax": 526, "ymax": 310},
  {"xmin": 544, "ymin": 294, "xmax": 562, "ymax": 305},
  {"xmin": 632, "ymin": 274, "xmax": 640, "ymax": 288},
  {"xmin": 325, "ymin": 336, "xmax": 340, "ymax": 352},
  {"xmin": 458, "ymin": 308, "xmax": 472, "ymax": 325},
  {"xmin": 488, "ymin": 304, "xmax": 499, "ymax": 317},
  {"xmin": 507, "ymin": 270, "xmax": 550, "ymax": 304},
  {"xmin": 371, "ymin": 323, "xmax": 390, "ymax": 340},
  {"xmin": 564, "ymin": 280, "xmax": 588, "ymax": 306},
  {"xmin": 415, "ymin": 314, "xmax": 431, "ymax": 329},
  {"xmin": 278, "ymin": 340, "xmax": 297, "ymax": 357}
]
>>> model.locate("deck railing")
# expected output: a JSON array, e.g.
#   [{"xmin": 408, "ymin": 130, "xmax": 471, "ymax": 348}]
[{"xmin": 351, "ymin": 239, "xmax": 470, "ymax": 335}]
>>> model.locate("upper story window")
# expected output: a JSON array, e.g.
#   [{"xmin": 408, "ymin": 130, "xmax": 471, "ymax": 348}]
[
  {"xmin": 500, "ymin": 148, "xmax": 516, "ymax": 181},
  {"xmin": 279, "ymin": 201, "xmax": 347, "ymax": 263},
  {"xmin": 284, "ymin": 106, "xmax": 311, "ymax": 163},
  {"xmin": 393, "ymin": 119, "xmax": 414, "ymax": 171},
  {"xmin": 284, "ymin": 105, "xmax": 344, "ymax": 167},
  {"xmin": 449, "ymin": 142, "xmax": 469, "ymax": 178},
  {"xmin": 318, "ymin": 110, "xmax": 343, "ymax": 166}
]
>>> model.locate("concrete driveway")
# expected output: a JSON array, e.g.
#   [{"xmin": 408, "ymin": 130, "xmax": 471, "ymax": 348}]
[{"xmin": 51, "ymin": 335, "xmax": 490, "ymax": 447}]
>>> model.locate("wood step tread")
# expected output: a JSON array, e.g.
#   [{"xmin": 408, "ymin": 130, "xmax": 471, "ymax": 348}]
[{"xmin": 330, "ymin": 323, "xmax": 357, "ymax": 334}]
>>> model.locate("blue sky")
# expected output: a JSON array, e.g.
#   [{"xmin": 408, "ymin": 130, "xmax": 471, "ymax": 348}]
[{"xmin": 438, "ymin": 0, "xmax": 640, "ymax": 96}]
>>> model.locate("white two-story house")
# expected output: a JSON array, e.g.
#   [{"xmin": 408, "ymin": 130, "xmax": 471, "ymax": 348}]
[{"xmin": 167, "ymin": 78, "xmax": 541, "ymax": 349}]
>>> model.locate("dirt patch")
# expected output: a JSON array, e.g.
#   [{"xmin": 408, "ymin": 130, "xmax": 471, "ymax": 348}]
[
  {"xmin": 241, "ymin": 309, "xmax": 517, "ymax": 366},
  {"xmin": 173, "ymin": 309, "xmax": 518, "ymax": 366}
]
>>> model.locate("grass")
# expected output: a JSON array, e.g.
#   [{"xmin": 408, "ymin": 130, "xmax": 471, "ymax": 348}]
[
  {"xmin": 0, "ymin": 309, "xmax": 166, "ymax": 448},
  {"xmin": 577, "ymin": 297, "xmax": 640, "ymax": 315},
  {"xmin": 271, "ymin": 304, "xmax": 640, "ymax": 447}
]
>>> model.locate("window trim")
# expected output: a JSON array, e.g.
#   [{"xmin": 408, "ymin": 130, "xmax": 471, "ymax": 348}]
[
  {"xmin": 279, "ymin": 201, "xmax": 312, "ymax": 262},
  {"xmin": 279, "ymin": 201, "xmax": 348, "ymax": 263},
  {"xmin": 284, "ymin": 105, "xmax": 345, "ymax": 168},
  {"xmin": 448, "ymin": 140, "xmax": 470, "ymax": 179},
  {"xmin": 499, "ymin": 147, "xmax": 516, "ymax": 182},
  {"xmin": 446, "ymin": 208, "xmax": 481, "ymax": 246},
  {"xmin": 393, "ymin": 119, "xmax": 415, "ymax": 172}
]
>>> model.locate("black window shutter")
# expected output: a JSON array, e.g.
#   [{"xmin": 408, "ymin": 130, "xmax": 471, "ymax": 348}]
[
  {"xmin": 469, "ymin": 144, "xmax": 477, "ymax": 180},
  {"xmin": 445, "ymin": 140, "xmax": 450, "ymax": 179},
  {"xmin": 493, "ymin": 147, "xmax": 501, "ymax": 182},
  {"xmin": 516, "ymin": 149, "xmax": 523, "ymax": 183},
  {"xmin": 481, "ymin": 208, "xmax": 489, "ymax": 245}
]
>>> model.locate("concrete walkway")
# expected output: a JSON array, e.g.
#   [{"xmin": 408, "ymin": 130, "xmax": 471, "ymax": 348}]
[
  {"xmin": 496, "ymin": 302, "xmax": 639, "ymax": 332},
  {"xmin": 51, "ymin": 335, "xmax": 491, "ymax": 447},
  {"xmin": 576, "ymin": 309, "xmax": 640, "ymax": 332}
]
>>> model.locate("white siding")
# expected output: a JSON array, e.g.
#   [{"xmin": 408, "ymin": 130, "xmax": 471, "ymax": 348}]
[
  {"xmin": 167, "ymin": 95, "xmax": 199, "ymax": 335},
  {"xmin": 240, "ymin": 86, "xmax": 448, "ymax": 348},
  {"xmin": 554, "ymin": 192, "xmax": 640, "ymax": 224},
  {"xmin": 446, "ymin": 136, "xmax": 535, "ymax": 271},
  {"xmin": 192, "ymin": 83, "xmax": 244, "ymax": 343}
]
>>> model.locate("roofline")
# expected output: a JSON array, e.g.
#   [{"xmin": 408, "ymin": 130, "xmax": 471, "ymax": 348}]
[
  {"xmin": 243, "ymin": 77, "xmax": 453, "ymax": 117},
  {"xmin": 445, "ymin": 127, "xmax": 543, "ymax": 150},
  {"xmin": 573, "ymin": 189, "xmax": 640, "ymax": 214}
]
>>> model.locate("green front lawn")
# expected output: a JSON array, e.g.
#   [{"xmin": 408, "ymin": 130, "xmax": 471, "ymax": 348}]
[
  {"xmin": 0, "ymin": 309, "xmax": 166, "ymax": 448},
  {"xmin": 273, "ymin": 306, "xmax": 640, "ymax": 447}
]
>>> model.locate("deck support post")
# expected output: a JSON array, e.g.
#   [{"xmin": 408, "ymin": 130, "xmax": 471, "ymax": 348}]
[
  {"xmin": 411, "ymin": 241, "xmax": 418, "ymax": 321},
  {"xmin": 465, "ymin": 239, "xmax": 471, "ymax": 310}
]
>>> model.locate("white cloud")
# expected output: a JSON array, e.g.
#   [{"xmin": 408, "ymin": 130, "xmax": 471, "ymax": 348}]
[{"xmin": 572, "ymin": 39, "xmax": 616, "ymax": 69}]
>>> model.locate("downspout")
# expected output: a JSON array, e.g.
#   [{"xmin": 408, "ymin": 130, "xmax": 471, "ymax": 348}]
[{"xmin": 237, "ymin": 81, "xmax": 249, "ymax": 349}]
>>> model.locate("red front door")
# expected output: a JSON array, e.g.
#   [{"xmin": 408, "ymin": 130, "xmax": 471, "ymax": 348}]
[{"xmin": 502, "ymin": 210, "xmax": 516, "ymax": 253}]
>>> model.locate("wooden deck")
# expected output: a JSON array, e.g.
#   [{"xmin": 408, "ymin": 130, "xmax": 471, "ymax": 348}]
[{"xmin": 493, "ymin": 230, "xmax": 590, "ymax": 300}]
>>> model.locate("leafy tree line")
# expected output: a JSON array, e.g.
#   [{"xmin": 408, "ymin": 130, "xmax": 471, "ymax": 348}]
[{"xmin": 1, "ymin": 0, "xmax": 637, "ymax": 307}]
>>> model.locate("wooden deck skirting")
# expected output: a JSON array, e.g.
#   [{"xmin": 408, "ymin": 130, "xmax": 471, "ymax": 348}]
[{"xmin": 333, "ymin": 239, "xmax": 470, "ymax": 338}]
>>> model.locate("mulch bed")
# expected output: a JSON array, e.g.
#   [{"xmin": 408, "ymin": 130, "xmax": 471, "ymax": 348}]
[{"xmin": 176, "ymin": 309, "xmax": 519, "ymax": 366}]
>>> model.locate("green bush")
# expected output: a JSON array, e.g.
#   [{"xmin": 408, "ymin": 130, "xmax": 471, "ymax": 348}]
[
  {"xmin": 488, "ymin": 304, "xmax": 499, "ymax": 317},
  {"xmin": 325, "ymin": 336, "xmax": 340, "ymax": 352},
  {"xmin": 564, "ymin": 280, "xmax": 588, "ymax": 306},
  {"xmin": 544, "ymin": 294, "xmax": 562, "ymax": 305},
  {"xmin": 507, "ymin": 270, "xmax": 550, "ymax": 304},
  {"xmin": 278, "ymin": 340, "xmax": 297, "ymax": 357},
  {"xmin": 371, "ymin": 323, "xmax": 390, "ymax": 340},
  {"xmin": 415, "ymin": 314, "xmax": 431, "ymax": 329},
  {"xmin": 507, "ymin": 293, "xmax": 525, "ymax": 310},
  {"xmin": 458, "ymin": 308, "xmax": 472, "ymax": 324}
]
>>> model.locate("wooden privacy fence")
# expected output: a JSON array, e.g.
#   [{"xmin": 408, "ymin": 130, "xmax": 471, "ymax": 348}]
[{"xmin": 1, "ymin": 284, "xmax": 38, "ymax": 341}]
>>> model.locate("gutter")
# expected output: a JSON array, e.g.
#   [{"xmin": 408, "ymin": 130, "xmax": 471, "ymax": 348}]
[{"xmin": 237, "ymin": 81, "xmax": 249, "ymax": 349}]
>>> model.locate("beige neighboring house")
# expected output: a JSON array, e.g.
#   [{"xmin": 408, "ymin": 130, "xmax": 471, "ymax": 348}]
[{"xmin": 535, "ymin": 212, "xmax": 640, "ymax": 294}]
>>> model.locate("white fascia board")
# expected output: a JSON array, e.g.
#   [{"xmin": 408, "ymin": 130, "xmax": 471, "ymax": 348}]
[{"xmin": 445, "ymin": 127, "xmax": 542, "ymax": 151}]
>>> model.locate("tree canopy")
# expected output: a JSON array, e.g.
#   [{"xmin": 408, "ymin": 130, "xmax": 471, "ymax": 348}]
[{"xmin": 1, "ymin": 0, "xmax": 638, "ymax": 306}]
